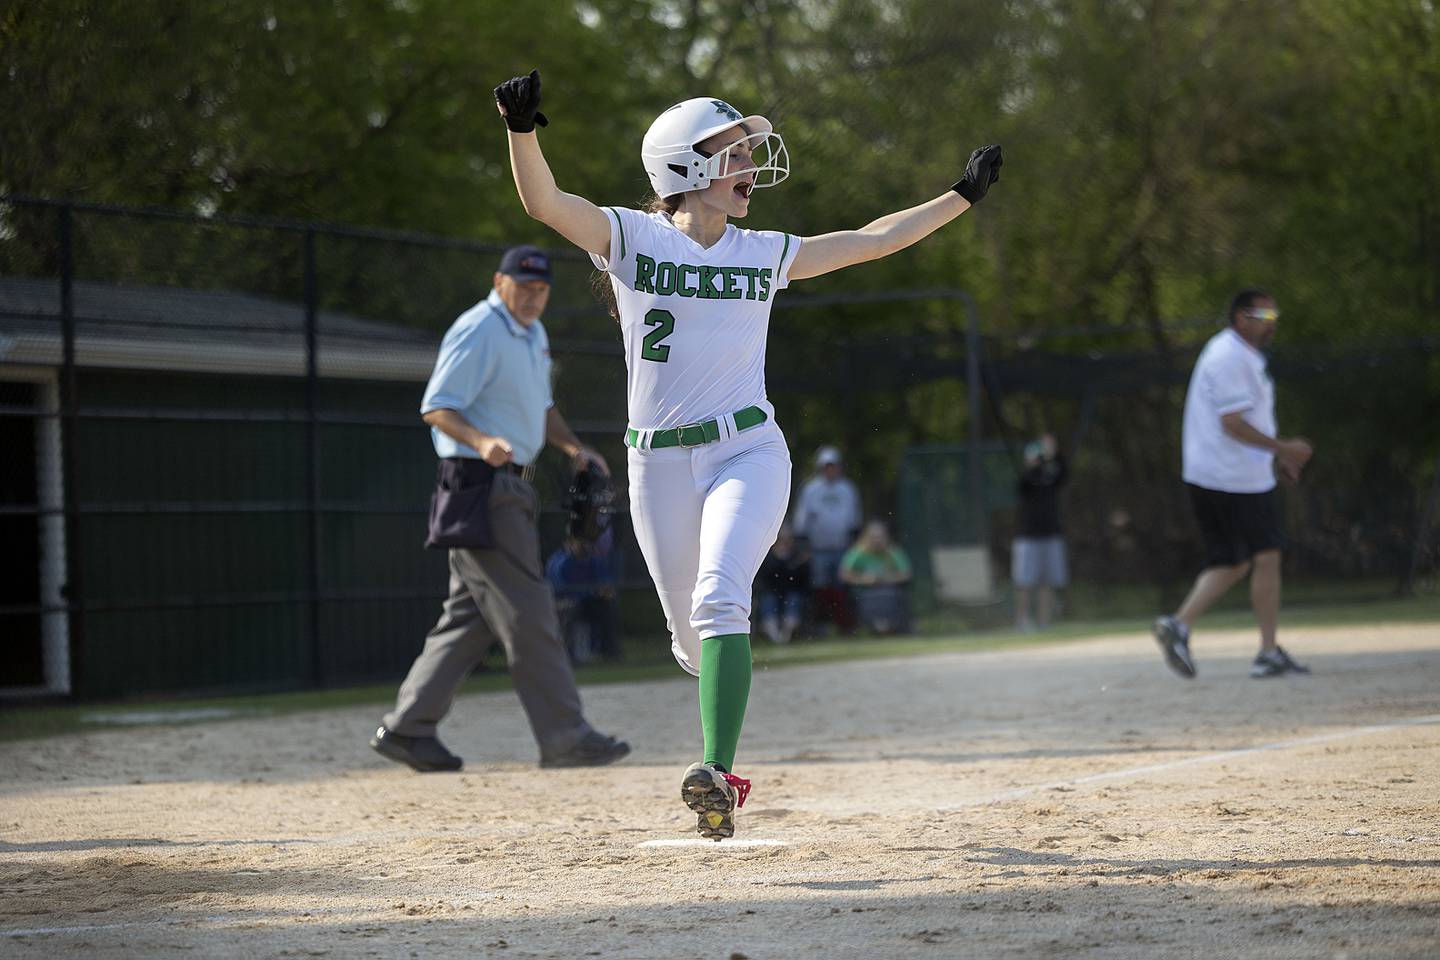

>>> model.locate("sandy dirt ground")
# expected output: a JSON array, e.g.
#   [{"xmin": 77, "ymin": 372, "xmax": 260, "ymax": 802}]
[{"xmin": 2, "ymin": 621, "xmax": 1438, "ymax": 959}]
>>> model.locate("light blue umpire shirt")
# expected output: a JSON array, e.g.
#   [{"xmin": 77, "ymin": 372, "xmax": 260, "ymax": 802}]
[{"xmin": 421, "ymin": 289, "xmax": 553, "ymax": 464}]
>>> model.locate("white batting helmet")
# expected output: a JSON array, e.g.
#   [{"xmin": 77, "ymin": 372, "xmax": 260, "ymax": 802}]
[{"xmin": 641, "ymin": 97, "xmax": 790, "ymax": 198}]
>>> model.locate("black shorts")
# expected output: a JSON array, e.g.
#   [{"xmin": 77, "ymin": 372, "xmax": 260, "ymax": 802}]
[{"xmin": 1186, "ymin": 484, "xmax": 1283, "ymax": 568}]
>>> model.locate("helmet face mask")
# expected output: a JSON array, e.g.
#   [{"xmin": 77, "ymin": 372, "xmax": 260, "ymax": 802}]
[
  {"xmin": 642, "ymin": 97, "xmax": 791, "ymax": 198},
  {"xmin": 697, "ymin": 130, "xmax": 789, "ymax": 190}
]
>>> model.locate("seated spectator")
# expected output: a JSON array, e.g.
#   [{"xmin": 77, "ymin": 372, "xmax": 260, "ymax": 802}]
[
  {"xmin": 840, "ymin": 521, "xmax": 913, "ymax": 635},
  {"xmin": 756, "ymin": 524, "xmax": 811, "ymax": 644},
  {"xmin": 544, "ymin": 530, "xmax": 620, "ymax": 664}
]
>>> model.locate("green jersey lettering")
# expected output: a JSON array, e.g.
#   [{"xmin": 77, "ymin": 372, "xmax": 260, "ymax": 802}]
[
  {"xmin": 739, "ymin": 266, "xmax": 761, "ymax": 300},
  {"xmin": 654, "ymin": 260, "xmax": 678, "ymax": 296},
  {"xmin": 698, "ymin": 264, "xmax": 723, "ymax": 299},
  {"xmin": 678, "ymin": 263, "xmax": 699, "ymax": 298},
  {"xmin": 634, "ymin": 253, "xmax": 657, "ymax": 293},
  {"xmin": 631, "ymin": 258, "xmax": 775, "ymax": 301},
  {"xmin": 720, "ymin": 267, "xmax": 744, "ymax": 300},
  {"xmin": 641, "ymin": 308, "xmax": 674, "ymax": 362}
]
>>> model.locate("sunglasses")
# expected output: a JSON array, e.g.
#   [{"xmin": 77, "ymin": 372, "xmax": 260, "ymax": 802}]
[{"xmin": 1243, "ymin": 307, "xmax": 1280, "ymax": 322}]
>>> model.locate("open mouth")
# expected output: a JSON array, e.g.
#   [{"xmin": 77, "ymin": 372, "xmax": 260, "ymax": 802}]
[{"xmin": 733, "ymin": 180, "xmax": 754, "ymax": 200}]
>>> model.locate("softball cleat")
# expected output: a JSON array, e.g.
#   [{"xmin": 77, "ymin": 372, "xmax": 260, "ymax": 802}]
[{"xmin": 680, "ymin": 761, "xmax": 750, "ymax": 842}]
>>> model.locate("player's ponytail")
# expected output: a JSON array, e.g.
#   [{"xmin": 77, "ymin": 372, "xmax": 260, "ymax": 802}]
[
  {"xmin": 645, "ymin": 193, "xmax": 682, "ymax": 216},
  {"xmin": 589, "ymin": 194, "xmax": 683, "ymax": 321},
  {"xmin": 590, "ymin": 269, "xmax": 621, "ymax": 321}
]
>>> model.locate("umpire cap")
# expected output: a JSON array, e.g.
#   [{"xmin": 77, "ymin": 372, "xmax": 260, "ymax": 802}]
[{"xmin": 497, "ymin": 245, "xmax": 553, "ymax": 283}]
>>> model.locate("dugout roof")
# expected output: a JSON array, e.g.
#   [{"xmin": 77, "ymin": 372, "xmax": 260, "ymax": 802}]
[{"xmin": 0, "ymin": 277, "xmax": 439, "ymax": 381}]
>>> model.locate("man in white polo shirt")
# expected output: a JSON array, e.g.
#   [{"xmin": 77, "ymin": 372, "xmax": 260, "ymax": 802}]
[{"xmin": 1153, "ymin": 289, "xmax": 1315, "ymax": 679}]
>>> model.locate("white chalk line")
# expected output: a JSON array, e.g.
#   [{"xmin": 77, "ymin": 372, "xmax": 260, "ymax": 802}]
[
  {"xmin": 941, "ymin": 712, "xmax": 1440, "ymax": 811},
  {"xmin": 5, "ymin": 712, "xmax": 1437, "ymax": 939}
]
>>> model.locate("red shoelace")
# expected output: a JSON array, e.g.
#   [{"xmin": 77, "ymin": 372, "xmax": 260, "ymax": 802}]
[{"xmin": 721, "ymin": 772, "xmax": 751, "ymax": 808}]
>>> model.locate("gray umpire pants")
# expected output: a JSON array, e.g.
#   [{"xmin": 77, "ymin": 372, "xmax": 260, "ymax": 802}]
[{"xmin": 383, "ymin": 472, "xmax": 592, "ymax": 756}]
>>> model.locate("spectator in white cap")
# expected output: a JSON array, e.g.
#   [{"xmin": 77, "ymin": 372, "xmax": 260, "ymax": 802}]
[{"xmin": 792, "ymin": 445, "xmax": 862, "ymax": 632}]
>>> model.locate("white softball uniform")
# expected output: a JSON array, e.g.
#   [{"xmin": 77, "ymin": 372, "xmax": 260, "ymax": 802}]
[
  {"xmin": 627, "ymin": 424, "xmax": 792, "ymax": 673},
  {"xmin": 592, "ymin": 207, "xmax": 802, "ymax": 674}
]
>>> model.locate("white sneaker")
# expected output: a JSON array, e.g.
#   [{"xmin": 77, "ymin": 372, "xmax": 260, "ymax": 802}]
[
  {"xmin": 680, "ymin": 761, "xmax": 751, "ymax": 841},
  {"xmin": 1250, "ymin": 646, "xmax": 1311, "ymax": 678}
]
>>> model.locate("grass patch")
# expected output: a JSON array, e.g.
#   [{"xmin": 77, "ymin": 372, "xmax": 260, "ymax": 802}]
[{"xmin": 3, "ymin": 593, "xmax": 1436, "ymax": 744}]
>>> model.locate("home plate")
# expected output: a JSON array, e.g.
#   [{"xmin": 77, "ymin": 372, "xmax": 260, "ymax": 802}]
[{"xmin": 637, "ymin": 838, "xmax": 789, "ymax": 848}]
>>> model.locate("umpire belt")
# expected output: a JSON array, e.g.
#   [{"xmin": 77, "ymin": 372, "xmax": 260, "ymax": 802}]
[
  {"xmin": 499, "ymin": 462, "xmax": 537, "ymax": 482},
  {"xmin": 448, "ymin": 459, "xmax": 534, "ymax": 482},
  {"xmin": 625, "ymin": 405, "xmax": 768, "ymax": 450}
]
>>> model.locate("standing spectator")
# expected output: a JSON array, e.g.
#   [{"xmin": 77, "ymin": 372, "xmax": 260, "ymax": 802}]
[
  {"xmin": 546, "ymin": 529, "xmax": 621, "ymax": 664},
  {"xmin": 792, "ymin": 445, "xmax": 862, "ymax": 632},
  {"xmin": 755, "ymin": 524, "xmax": 810, "ymax": 644},
  {"xmin": 370, "ymin": 246, "xmax": 629, "ymax": 772},
  {"xmin": 840, "ymin": 520, "xmax": 913, "ymax": 635},
  {"xmin": 1153, "ymin": 289, "xmax": 1315, "ymax": 680},
  {"xmin": 1013, "ymin": 433, "xmax": 1069, "ymax": 630}
]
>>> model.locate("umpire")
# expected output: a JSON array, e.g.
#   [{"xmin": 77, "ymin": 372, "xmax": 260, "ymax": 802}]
[
  {"xmin": 1152, "ymin": 289, "xmax": 1314, "ymax": 680},
  {"xmin": 371, "ymin": 245, "xmax": 630, "ymax": 771}
]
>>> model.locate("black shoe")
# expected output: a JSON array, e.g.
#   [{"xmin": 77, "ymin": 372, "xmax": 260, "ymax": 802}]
[
  {"xmin": 1250, "ymin": 646, "xmax": 1311, "ymax": 679},
  {"xmin": 370, "ymin": 725, "xmax": 463, "ymax": 772},
  {"xmin": 1152, "ymin": 615, "xmax": 1196, "ymax": 678},
  {"xmin": 1275, "ymin": 646, "xmax": 1311, "ymax": 674},
  {"xmin": 539, "ymin": 730, "xmax": 631, "ymax": 769}
]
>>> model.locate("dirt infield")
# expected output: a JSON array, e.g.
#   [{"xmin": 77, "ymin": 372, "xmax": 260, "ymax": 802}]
[{"xmin": 3, "ymin": 621, "xmax": 1438, "ymax": 959}]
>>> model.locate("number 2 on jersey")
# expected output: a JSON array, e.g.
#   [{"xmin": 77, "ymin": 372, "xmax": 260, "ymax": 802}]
[{"xmin": 641, "ymin": 308, "xmax": 674, "ymax": 363}]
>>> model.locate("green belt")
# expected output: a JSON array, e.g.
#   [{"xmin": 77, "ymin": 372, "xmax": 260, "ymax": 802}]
[{"xmin": 625, "ymin": 406, "xmax": 768, "ymax": 450}]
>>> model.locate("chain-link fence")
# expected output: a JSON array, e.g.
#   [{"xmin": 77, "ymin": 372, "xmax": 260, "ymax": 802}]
[
  {"xmin": 3, "ymin": 196, "xmax": 1437, "ymax": 699},
  {"xmin": 0, "ymin": 196, "xmax": 639, "ymax": 699},
  {"xmin": 883, "ymin": 325, "xmax": 1440, "ymax": 622}
]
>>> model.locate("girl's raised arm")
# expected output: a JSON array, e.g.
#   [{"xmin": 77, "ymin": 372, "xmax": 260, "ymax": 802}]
[
  {"xmin": 788, "ymin": 144, "xmax": 1002, "ymax": 282},
  {"xmin": 495, "ymin": 70, "xmax": 612, "ymax": 259}
]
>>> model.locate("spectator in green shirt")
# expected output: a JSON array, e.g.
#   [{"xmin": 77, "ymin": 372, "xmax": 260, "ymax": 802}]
[{"xmin": 840, "ymin": 521, "xmax": 913, "ymax": 635}]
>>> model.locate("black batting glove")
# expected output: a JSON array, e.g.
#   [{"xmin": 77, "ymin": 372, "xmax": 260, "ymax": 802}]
[
  {"xmin": 494, "ymin": 69, "xmax": 549, "ymax": 133},
  {"xmin": 951, "ymin": 144, "xmax": 1003, "ymax": 203}
]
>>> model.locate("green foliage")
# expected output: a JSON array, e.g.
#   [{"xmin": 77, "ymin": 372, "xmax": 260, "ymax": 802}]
[
  {"xmin": 3, "ymin": 0, "xmax": 1436, "ymax": 573},
  {"xmin": 5, "ymin": 0, "xmax": 1433, "ymax": 337}
]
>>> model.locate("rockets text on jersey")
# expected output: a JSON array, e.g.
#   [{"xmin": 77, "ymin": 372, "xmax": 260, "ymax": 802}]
[{"xmin": 591, "ymin": 207, "xmax": 802, "ymax": 432}]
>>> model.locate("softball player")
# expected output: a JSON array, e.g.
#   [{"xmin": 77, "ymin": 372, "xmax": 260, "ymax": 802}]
[{"xmin": 495, "ymin": 69, "xmax": 1003, "ymax": 840}]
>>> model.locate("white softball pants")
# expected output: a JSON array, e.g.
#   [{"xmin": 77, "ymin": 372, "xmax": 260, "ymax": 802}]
[{"xmin": 627, "ymin": 421, "xmax": 792, "ymax": 676}]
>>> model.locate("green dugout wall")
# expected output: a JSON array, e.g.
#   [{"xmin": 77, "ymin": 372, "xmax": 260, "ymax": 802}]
[{"xmin": 71, "ymin": 370, "xmax": 443, "ymax": 697}]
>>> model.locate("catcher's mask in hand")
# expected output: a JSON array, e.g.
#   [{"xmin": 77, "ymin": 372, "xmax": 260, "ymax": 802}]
[{"xmin": 566, "ymin": 464, "xmax": 614, "ymax": 543}]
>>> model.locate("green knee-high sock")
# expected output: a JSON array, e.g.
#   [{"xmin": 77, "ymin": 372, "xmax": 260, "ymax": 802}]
[{"xmin": 698, "ymin": 633, "xmax": 752, "ymax": 773}]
